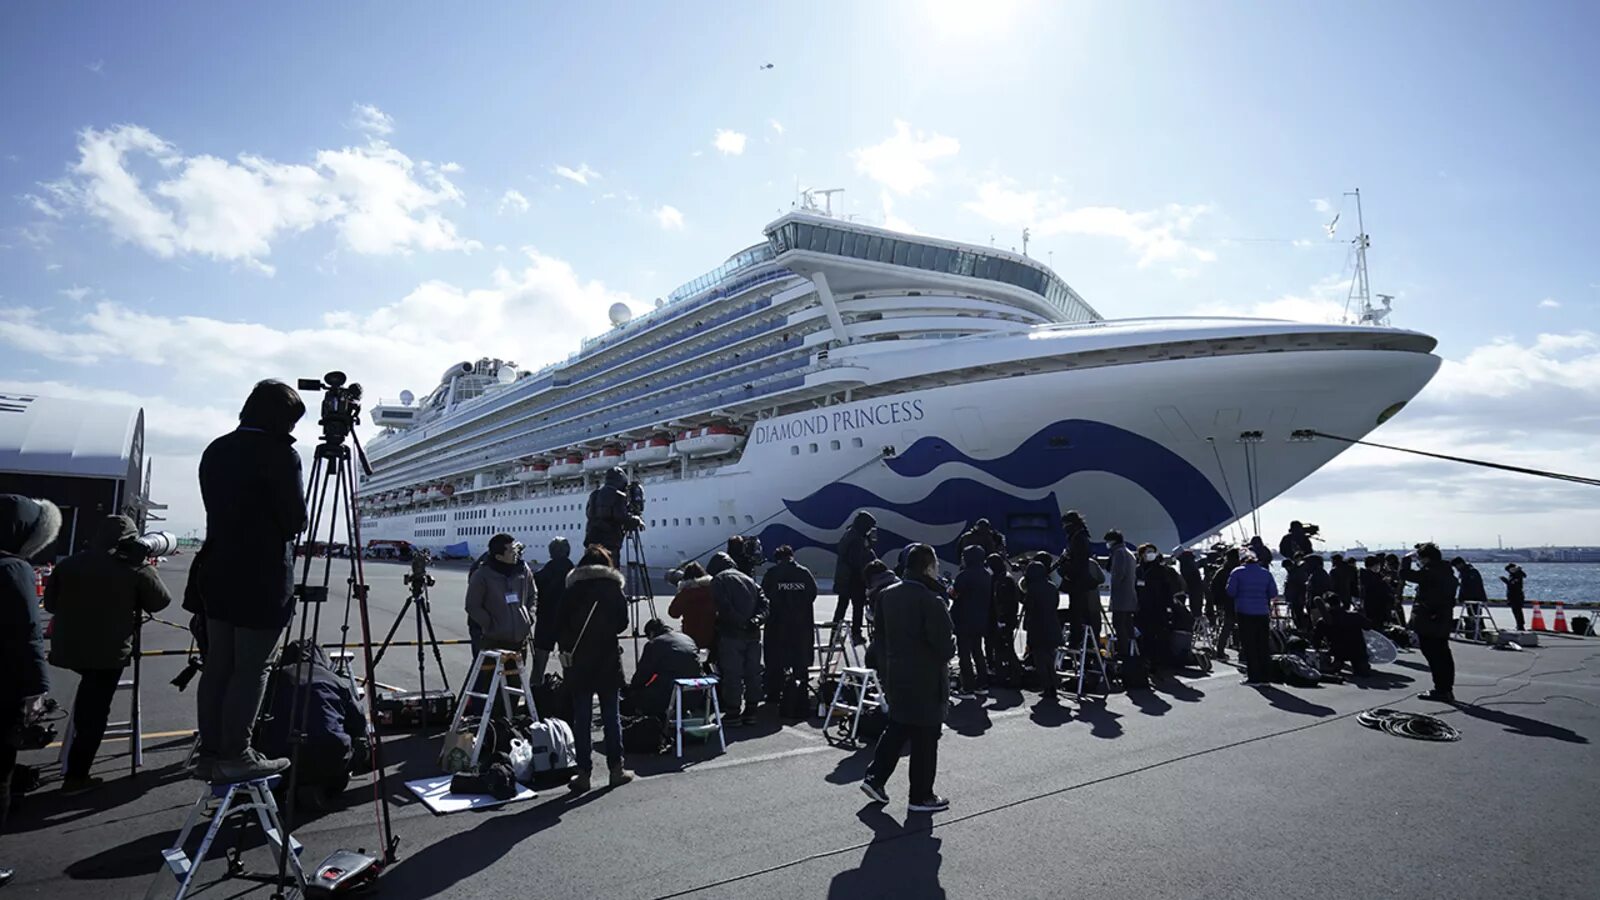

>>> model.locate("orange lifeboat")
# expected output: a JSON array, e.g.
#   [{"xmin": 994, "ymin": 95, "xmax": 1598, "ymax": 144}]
[
  {"xmin": 675, "ymin": 424, "xmax": 745, "ymax": 458},
  {"xmin": 625, "ymin": 434, "xmax": 673, "ymax": 466}
]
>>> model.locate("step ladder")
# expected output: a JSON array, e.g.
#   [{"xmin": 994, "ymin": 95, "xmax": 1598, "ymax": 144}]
[
  {"xmin": 669, "ymin": 676, "xmax": 726, "ymax": 759},
  {"xmin": 1067, "ymin": 627, "xmax": 1111, "ymax": 700},
  {"xmin": 59, "ymin": 638, "xmax": 143, "ymax": 774},
  {"xmin": 442, "ymin": 650, "xmax": 540, "ymax": 771},
  {"xmin": 815, "ymin": 623, "xmax": 865, "ymax": 716},
  {"xmin": 146, "ymin": 775, "xmax": 304, "ymax": 900},
  {"xmin": 1456, "ymin": 600, "xmax": 1498, "ymax": 643},
  {"xmin": 822, "ymin": 666, "xmax": 886, "ymax": 746}
]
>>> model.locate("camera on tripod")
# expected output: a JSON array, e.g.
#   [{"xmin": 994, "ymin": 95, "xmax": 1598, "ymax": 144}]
[
  {"xmin": 113, "ymin": 530, "xmax": 177, "ymax": 565},
  {"xmin": 626, "ymin": 479, "xmax": 646, "ymax": 519},
  {"xmin": 404, "ymin": 548, "xmax": 435, "ymax": 589},
  {"xmin": 298, "ymin": 370, "xmax": 364, "ymax": 444}
]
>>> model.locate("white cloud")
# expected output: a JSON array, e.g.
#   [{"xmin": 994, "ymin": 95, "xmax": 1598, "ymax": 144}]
[
  {"xmin": 1193, "ymin": 273, "xmax": 1349, "ymax": 323},
  {"xmin": 0, "ymin": 251, "xmax": 637, "ymax": 532},
  {"xmin": 20, "ymin": 193, "xmax": 63, "ymax": 218},
  {"xmin": 350, "ymin": 103, "xmax": 395, "ymax": 136},
  {"xmin": 498, "ymin": 189, "xmax": 529, "ymax": 214},
  {"xmin": 851, "ymin": 120, "xmax": 960, "ymax": 195},
  {"xmin": 86, "ymin": 60, "xmax": 104, "ymax": 75},
  {"xmin": 1311, "ymin": 198, "xmax": 1331, "ymax": 214},
  {"xmin": 654, "ymin": 204, "xmax": 684, "ymax": 230},
  {"xmin": 967, "ymin": 180, "xmax": 1216, "ymax": 268},
  {"xmin": 880, "ymin": 190, "xmax": 917, "ymax": 234},
  {"xmin": 768, "ymin": 119, "xmax": 785, "ymax": 136},
  {"xmin": 552, "ymin": 163, "xmax": 600, "ymax": 185},
  {"xmin": 713, "ymin": 129, "xmax": 748, "ymax": 156},
  {"xmin": 1292, "ymin": 238, "xmax": 1313, "ymax": 248},
  {"xmin": 46, "ymin": 121, "xmax": 477, "ymax": 273},
  {"xmin": 1538, "ymin": 298, "xmax": 1561, "ymax": 309},
  {"xmin": 58, "ymin": 285, "xmax": 91, "ymax": 302}
]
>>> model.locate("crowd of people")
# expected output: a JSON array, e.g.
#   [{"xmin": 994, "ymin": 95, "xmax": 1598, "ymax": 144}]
[{"xmin": 0, "ymin": 378, "xmax": 1531, "ymax": 881}]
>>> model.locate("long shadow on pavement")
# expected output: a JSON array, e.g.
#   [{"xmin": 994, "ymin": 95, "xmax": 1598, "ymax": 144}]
[
  {"xmin": 1128, "ymin": 689, "xmax": 1173, "ymax": 717},
  {"xmin": 1254, "ymin": 686, "xmax": 1338, "ymax": 717},
  {"xmin": 1074, "ymin": 702, "xmax": 1124, "ymax": 739},
  {"xmin": 1450, "ymin": 702, "xmax": 1590, "ymax": 744},
  {"xmin": 380, "ymin": 790, "xmax": 605, "ymax": 899},
  {"xmin": 825, "ymin": 744, "xmax": 876, "ymax": 785},
  {"xmin": 1028, "ymin": 697, "xmax": 1071, "ymax": 728},
  {"xmin": 827, "ymin": 806, "xmax": 945, "ymax": 899},
  {"xmin": 946, "ymin": 699, "xmax": 992, "ymax": 737}
]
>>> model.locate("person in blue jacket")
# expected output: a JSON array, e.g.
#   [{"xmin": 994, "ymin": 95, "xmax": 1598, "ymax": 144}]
[{"xmin": 1227, "ymin": 551, "xmax": 1280, "ymax": 686}]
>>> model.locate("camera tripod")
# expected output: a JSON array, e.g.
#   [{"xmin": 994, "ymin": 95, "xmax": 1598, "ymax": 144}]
[
  {"xmin": 622, "ymin": 527, "xmax": 658, "ymax": 664},
  {"xmin": 371, "ymin": 557, "xmax": 452, "ymax": 729},
  {"xmin": 270, "ymin": 373, "xmax": 398, "ymax": 898}
]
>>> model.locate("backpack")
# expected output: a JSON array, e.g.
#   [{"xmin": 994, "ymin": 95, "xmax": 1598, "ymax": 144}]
[
  {"xmin": 621, "ymin": 714, "xmax": 669, "ymax": 755},
  {"xmin": 779, "ymin": 675, "xmax": 811, "ymax": 721},
  {"xmin": 522, "ymin": 718, "xmax": 577, "ymax": 775},
  {"xmin": 533, "ymin": 673, "xmax": 572, "ymax": 723},
  {"xmin": 1274, "ymin": 653, "xmax": 1321, "ymax": 687}
]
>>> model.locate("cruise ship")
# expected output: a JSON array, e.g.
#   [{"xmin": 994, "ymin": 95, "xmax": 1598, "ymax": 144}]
[{"xmin": 355, "ymin": 195, "xmax": 1441, "ymax": 580}]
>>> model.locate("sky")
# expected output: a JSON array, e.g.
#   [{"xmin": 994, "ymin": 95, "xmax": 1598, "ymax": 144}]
[{"xmin": 2, "ymin": 0, "xmax": 1597, "ymax": 549}]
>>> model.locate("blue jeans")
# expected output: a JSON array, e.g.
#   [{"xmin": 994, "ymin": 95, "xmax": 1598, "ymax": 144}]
[{"xmin": 570, "ymin": 684, "xmax": 623, "ymax": 771}]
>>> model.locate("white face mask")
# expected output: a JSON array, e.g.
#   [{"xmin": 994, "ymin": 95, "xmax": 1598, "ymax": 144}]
[
  {"xmin": 921, "ymin": 561, "xmax": 939, "ymax": 581},
  {"xmin": 1143, "ymin": 551, "xmax": 1158, "ymax": 563}
]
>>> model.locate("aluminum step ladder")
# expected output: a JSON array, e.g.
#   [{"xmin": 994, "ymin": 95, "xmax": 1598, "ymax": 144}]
[
  {"xmin": 815, "ymin": 623, "xmax": 865, "ymax": 716},
  {"xmin": 822, "ymin": 666, "xmax": 886, "ymax": 746},
  {"xmin": 442, "ymin": 650, "xmax": 540, "ymax": 771},
  {"xmin": 1456, "ymin": 600, "xmax": 1498, "ymax": 643},
  {"xmin": 146, "ymin": 775, "xmax": 304, "ymax": 900}
]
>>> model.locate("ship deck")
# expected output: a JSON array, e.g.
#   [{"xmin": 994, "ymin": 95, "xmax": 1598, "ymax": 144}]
[{"xmin": 8, "ymin": 555, "xmax": 1596, "ymax": 899}]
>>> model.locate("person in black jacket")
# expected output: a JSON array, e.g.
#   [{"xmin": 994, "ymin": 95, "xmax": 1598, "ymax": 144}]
[
  {"xmin": 531, "ymin": 537, "xmax": 573, "ymax": 677},
  {"xmin": 630, "ymin": 619, "xmax": 701, "ymax": 718},
  {"xmin": 1021, "ymin": 557, "xmax": 1062, "ymax": 699},
  {"xmin": 1359, "ymin": 556, "xmax": 1395, "ymax": 628},
  {"xmin": 1055, "ymin": 510, "xmax": 1100, "ymax": 646},
  {"xmin": 1, "ymin": 494, "xmax": 60, "ymax": 884},
  {"xmin": 43, "ymin": 515, "xmax": 173, "ymax": 791},
  {"xmin": 859, "ymin": 544, "xmax": 956, "ymax": 813},
  {"xmin": 1278, "ymin": 521, "xmax": 1314, "ymax": 562},
  {"xmin": 1500, "ymin": 564, "xmax": 1527, "ymax": 631},
  {"xmin": 708, "ymin": 551, "xmax": 768, "ymax": 725},
  {"xmin": 556, "ymin": 545, "xmax": 633, "ymax": 793},
  {"xmin": 986, "ymin": 554, "xmax": 1021, "ymax": 676},
  {"xmin": 1299, "ymin": 555, "xmax": 1333, "ymax": 631},
  {"xmin": 1402, "ymin": 543, "xmax": 1459, "ymax": 702},
  {"xmin": 832, "ymin": 511, "xmax": 878, "ymax": 645},
  {"xmin": 1453, "ymin": 558, "xmax": 1487, "ymax": 606},
  {"xmin": 1177, "ymin": 549, "xmax": 1205, "ymax": 620},
  {"xmin": 955, "ymin": 519, "xmax": 1005, "ymax": 557},
  {"xmin": 195, "ymin": 379, "xmax": 307, "ymax": 783},
  {"xmin": 583, "ymin": 468, "xmax": 636, "ymax": 565},
  {"xmin": 1206, "ymin": 546, "xmax": 1241, "ymax": 659},
  {"xmin": 1135, "ymin": 545, "xmax": 1183, "ymax": 671},
  {"xmin": 949, "ymin": 545, "xmax": 992, "ymax": 698},
  {"xmin": 760, "ymin": 546, "xmax": 817, "ymax": 707}
]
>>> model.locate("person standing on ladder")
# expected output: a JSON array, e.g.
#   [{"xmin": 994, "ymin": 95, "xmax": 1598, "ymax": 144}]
[
  {"xmin": 43, "ymin": 514, "xmax": 172, "ymax": 793},
  {"xmin": 464, "ymin": 534, "xmax": 535, "ymax": 657},
  {"xmin": 583, "ymin": 468, "xmax": 635, "ymax": 566}
]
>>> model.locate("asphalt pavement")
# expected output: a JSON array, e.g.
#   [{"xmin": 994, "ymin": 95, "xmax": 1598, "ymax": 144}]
[{"xmin": 5, "ymin": 556, "xmax": 1597, "ymax": 899}]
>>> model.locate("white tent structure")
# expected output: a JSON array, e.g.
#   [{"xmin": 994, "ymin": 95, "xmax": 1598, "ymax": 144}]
[{"xmin": 0, "ymin": 393, "xmax": 156, "ymax": 558}]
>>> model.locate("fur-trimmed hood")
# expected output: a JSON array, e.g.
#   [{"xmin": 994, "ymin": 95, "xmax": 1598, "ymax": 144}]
[
  {"xmin": 0, "ymin": 494, "xmax": 62, "ymax": 560},
  {"xmin": 567, "ymin": 563, "xmax": 625, "ymax": 588},
  {"xmin": 675, "ymin": 574, "xmax": 712, "ymax": 591}
]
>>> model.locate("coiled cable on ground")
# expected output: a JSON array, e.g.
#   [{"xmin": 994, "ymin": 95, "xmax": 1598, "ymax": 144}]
[{"xmin": 1358, "ymin": 707, "xmax": 1461, "ymax": 742}]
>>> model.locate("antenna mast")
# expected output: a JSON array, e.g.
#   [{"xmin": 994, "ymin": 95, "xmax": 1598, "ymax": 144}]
[{"xmin": 1342, "ymin": 188, "xmax": 1390, "ymax": 326}]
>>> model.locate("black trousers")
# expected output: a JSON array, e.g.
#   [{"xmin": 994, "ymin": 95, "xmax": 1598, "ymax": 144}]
[
  {"xmin": 1417, "ymin": 634, "xmax": 1455, "ymax": 695},
  {"xmin": 956, "ymin": 632, "xmax": 987, "ymax": 691},
  {"xmin": 1236, "ymin": 613, "xmax": 1272, "ymax": 683},
  {"xmin": 866, "ymin": 719, "xmax": 939, "ymax": 801},
  {"xmin": 66, "ymin": 668, "xmax": 125, "ymax": 778},
  {"xmin": 1508, "ymin": 602, "xmax": 1525, "ymax": 632},
  {"xmin": 0, "ymin": 705, "xmax": 16, "ymax": 834},
  {"xmin": 1030, "ymin": 644, "xmax": 1058, "ymax": 697},
  {"xmin": 1111, "ymin": 610, "xmax": 1137, "ymax": 663},
  {"xmin": 832, "ymin": 591, "xmax": 864, "ymax": 635}
]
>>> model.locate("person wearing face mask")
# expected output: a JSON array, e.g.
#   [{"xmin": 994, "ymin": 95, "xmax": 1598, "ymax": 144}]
[
  {"xmin": 1135, "ymin": 544, "xmax": 1182, "ymax": 671},
  {"xmin": 858, "ymin": 544, "xmax": 956, "ymax": 813},
  {"xmin": 1104, "ymin": 531, "xmax": 1139, "ymax": 667},
  {"xmin": 464, "ymin": 534, "xmax": 536, "ymax": 654},
  {"xmin": 1402, "ymin": 543, "xmax": 1459, "ymax": 702}
]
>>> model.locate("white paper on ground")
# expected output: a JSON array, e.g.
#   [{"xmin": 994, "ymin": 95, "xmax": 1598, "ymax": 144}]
[{"xmin": 404, "ymin": 774, "xmax": 537, "ymax": 814}]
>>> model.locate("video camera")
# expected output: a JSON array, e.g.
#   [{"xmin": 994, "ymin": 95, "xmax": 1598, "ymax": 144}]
[
  {"xmin": 1303, "ymin": 523, "xmax": 1322, "ymax": 539},
  {"xmin": 114, "ymin": 531, "xmax": 176, "ymax": 565},
  {"xmin": 404, "ymin": 548, "xmax": 435, "ymax": 589},
  {"xmin": 298, "ymin": 370, "xmax": 364, "ymax": 444},
  {"xmin": 626, "ymin": 479, "xmax": 646, "ymax": 518}
]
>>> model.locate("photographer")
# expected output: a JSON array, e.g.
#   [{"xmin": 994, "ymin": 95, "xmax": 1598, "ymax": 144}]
[
  {"xmin": 761, "ymin": 545, "xmax": 817, "ymax": 707},
  {"xmin": 2, "ymin": 494, "xmax": 60, "ymax": 884},
  {"xmin": 464, "ymin": 534, "xmax": 535, "ymax": 654},
  {"xmin": 1056, "ymin": 510, "xmax": 1100, "ymax": 645},
  {"xmin": 42, "ymin": 515, "xmax": 173, "ymax": 792},
  {"xmin": 708, "ymin": 551, "xmax": 768, "ymax": 726},
  {"xmin": 1402, "ymin": 543, "xmax": 1459, "ymax": 703},
  {"xmin": 555, "ymin": 546, "xmax": 633, "ymax": 793},
  {"xmin": 194, "ymin": 379, "xmax": 307, "ymax": 783},
  {"xmin": 832, "ymin": 511, "xmax": 879, "ymax": 646},
  {"xmin": 1500, "ymin": 564, "xmax": 1527, "ymax": 631},
  {"xmin": 1360, "ymin": 556, "xmax": 1395, "ymax": 629},
  {"xmin": 583, "ymin": 468, "xmax": 636, "ymax": 565}
]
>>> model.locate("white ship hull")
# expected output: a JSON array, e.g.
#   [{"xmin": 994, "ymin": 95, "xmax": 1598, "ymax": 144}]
[{"xmin": 360, "ymin": 338, "xmax": 1439, "ymax": 580}]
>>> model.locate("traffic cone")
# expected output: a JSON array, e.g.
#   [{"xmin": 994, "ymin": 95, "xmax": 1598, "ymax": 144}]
[
  {"xmin": 1530, "ymin": 603, "xmax": 1547, "ymax": 632},
  {"xmin": 1554, "ymin": 602, "xmax": 1569, "ymax": 634}
]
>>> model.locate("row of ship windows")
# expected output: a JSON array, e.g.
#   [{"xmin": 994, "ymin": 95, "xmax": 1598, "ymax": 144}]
[
  {"xmin": 792, "ymin": 437, "xmax": 866, "ymax": 455},
  {"xmin": 453, "ymin": 509, "xmax": 488, "ymax": 521},
  {"xmin": 417, "ymin": 513, "xmax": 447, "ymax": 524},
  {"xmin": 461, "ymin": 525, "xmax": 493, "ymax": 536},
  {"xmin": 418, "ymin": 528, "xmax": 447, "ymax": 538}
]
